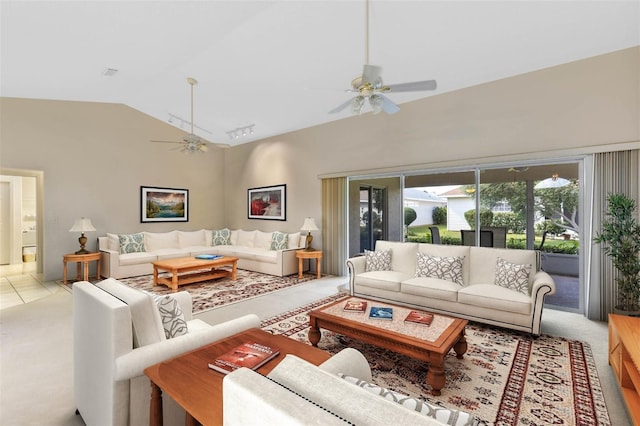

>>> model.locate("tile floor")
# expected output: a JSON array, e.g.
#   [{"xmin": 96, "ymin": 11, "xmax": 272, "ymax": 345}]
[{"xmin": 0, "ymin": 262, "xmax": 61, "ymax": 310}]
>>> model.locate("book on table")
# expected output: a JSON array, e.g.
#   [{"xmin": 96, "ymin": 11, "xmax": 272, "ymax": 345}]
[
  {"xmin": 369, "ymin": 306, "xmax": 393, "ymax": 320},
  {"xmin": 208, "ymin": 341, "xmax": 280, "ymax": 374},
  {"xmin": 404, "ymin": 310, "xmax": 434, "ymax": 326},
  {"xmin": 343, "ymin": 300, "xmax": 368, "ymax": 312}
]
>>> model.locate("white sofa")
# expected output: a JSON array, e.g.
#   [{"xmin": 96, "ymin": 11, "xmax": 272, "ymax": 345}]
[
  {"xmin": 347, "ymin": 241, "xmax": 556, "ymax": 335},
  {"xmin": 223, "ymin": 350, "xmax": 478, "ymax": 426},
  {"xmin": 98, "ymin": 229, "xmax": 305, "ymax": 279},
  {"xmin": 73, "ymin": 278, "xmax": 261, "ymax": 426}
]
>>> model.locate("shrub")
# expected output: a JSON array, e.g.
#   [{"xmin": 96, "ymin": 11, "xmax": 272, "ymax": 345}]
[
  {"xmin": 492, "ymin": 212, "xmax": 525, "ymax": 234},
  {"xmin": 464, "ymin": 209, "xmax": 493, "ymax": 228},
  {"xmin": 432, "ymin": 206, "xmax": 447, "ymax": 225}
]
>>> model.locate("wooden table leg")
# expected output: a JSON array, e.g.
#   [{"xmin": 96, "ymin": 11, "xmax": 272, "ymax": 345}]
[
  {"xmin": 185, "ymin": 412, "xmax": 199, "ymax": 426},
  {"xmin": 149, "ymin": 381, "xmax": 163, "ymax": 426},
  {"xmin": 298, "ymin": 257, "xmax": 304, "ymax": 279},
  {"xmin": 153, "ymin": 266, "xmax": 159, "ymax": 287},
  {"xmin": 454, "ymin": 331, "xmax": 467, "ymax": 359},
  {"xmin": 171, "ymin": 269, "xmax": 178, "ymax": 292},
  {"xmin": 76, "ymin": 262, "xmax": 81, "ymax": 282},
  {"xmin": 63, "ymin": 260, "xmax": 68, "ymax": 284},
  {"xmin": 427, "ymin": 360, "xmax": 446, "ymax": 396},
  {"xmin": 231, "ymin": 261, "xmax": 237, "ymax": 280},
  {"xmin": 316, "ymin": 258, "xmax": 321, "ymax": 279},
  {"xmin": 96, "ymin": 258, "xmax": 101, "ymax": 280},
  {"xmin": 83, "ymin": 260, "xmax": 89, "ymax": 281},
  {"xmin": 308, "ymin": 318, "xmax": 321, "ymax": 347}
]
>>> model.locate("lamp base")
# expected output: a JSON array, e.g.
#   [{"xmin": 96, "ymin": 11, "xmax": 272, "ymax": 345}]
[
  {"xmin": 75, "ymin": 248, "xmax": 90, "ymax": 255},
  {"xmin": 304, "ymin": 232, "xmax": 315, "ymax": 251},
  {"xmin": 76, "ymin": 233, "xmax": 88, "ymax": 255}
]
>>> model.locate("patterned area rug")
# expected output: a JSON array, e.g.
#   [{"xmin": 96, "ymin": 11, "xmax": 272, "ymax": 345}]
[
  {"xmin": 261, "ymin": 295, "xmax": 611, "ymax": 426},
  {"xmin": 114, "ymin": 269, "xmax": 316, "ymax": 313}
]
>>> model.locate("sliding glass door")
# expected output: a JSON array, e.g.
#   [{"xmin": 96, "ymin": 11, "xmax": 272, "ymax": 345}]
[{"xmin": 359, "ymin": 185, "xmax": 386, "ymax": 252}]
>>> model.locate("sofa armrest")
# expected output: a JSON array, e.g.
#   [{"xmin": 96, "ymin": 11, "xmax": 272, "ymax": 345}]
[
  {"xmin": 346, "ymin": 256, "xmax": 366, "ymax": 295},
  {"xmin": 318, "ymin": 348, "xmax": 372, "ymax": 382},
  {"xmin": 223, "ymin": 368, "xmax": 348, "ymax": 425},
  {"xmin": 531, "ymin": 270, "xmax": 556, "ymax": 297},
  {"xmin": 114, "ymin": 316, "xmax": 260, "ymax": 381}
]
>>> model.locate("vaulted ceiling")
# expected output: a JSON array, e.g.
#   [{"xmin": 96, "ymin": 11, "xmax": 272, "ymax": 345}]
[{"xmin": 2, "ymin": 1, "xmax": 638, "ymax": 146}]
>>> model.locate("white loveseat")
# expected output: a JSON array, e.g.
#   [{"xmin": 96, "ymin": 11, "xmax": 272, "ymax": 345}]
[
  {"xmin": 224, "ymin": 350, "xmax": 477, "ymax": 425},
  {"xmin": 347, "ymin": 241, "xmax": 556, "ymax": 335},
  {"xmin": 73, "ymin": 278, "xmax": 261, "ymax": 426},
  {"xmin": 98, "ymin": 229, "xmax": 305, "ymax": 279}
]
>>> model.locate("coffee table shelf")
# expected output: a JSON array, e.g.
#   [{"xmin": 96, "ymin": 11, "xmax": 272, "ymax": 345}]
[{"xmin": 152, "ymin": 256, "xmax": 238, "ymax": 292}]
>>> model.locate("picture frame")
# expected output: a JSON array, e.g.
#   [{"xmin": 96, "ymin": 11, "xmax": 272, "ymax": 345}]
[
  {"xmin": 141, "ymin": 186, "xmax": 189, "ymax": 222},
  {"xmin": 248, "ymin": 184, "xmax": 286, "ymax": 221}
]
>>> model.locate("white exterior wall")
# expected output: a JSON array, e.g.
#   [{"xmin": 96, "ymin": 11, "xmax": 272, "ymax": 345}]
[{"xmin": 447, "ymin": 198, "xmax": 475, "ymax": 231}]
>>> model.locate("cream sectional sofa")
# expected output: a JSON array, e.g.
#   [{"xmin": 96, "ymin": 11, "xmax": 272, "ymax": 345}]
[
  {"xmin": 223, "ymin": 350, "xmax": 477, "ymax": 425},
  {"xmin": 99, "ymin": 229, "xmax": 305, "ymax": 279},
  {"xmin": 347, "ymin": 241, "xmax": 556, "ymax": 335}
]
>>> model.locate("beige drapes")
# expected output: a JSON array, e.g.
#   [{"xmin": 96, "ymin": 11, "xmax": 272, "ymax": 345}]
[
  {"xmin": 321, "ymin": 177, "xmax": 347, "ymax": 276},
  {"xmin": 586, "ymin": 149, "xmax": 640, "ymax": 320}
]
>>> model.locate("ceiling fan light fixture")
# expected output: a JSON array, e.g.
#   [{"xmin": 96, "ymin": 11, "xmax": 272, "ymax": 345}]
[
  {"xmin": 370, "ymin": 95, "xmax": 384, "ymax": 114},
  {"xmin": 351, "ymin": 96, "xmax": 365, "ymax": 114}
]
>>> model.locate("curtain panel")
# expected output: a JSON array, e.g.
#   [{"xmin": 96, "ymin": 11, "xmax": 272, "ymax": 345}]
[
  {"xmin": 586, "ymin": 149, "xmax": 640, "ymax": 320},
  {"xmin": 321, "ymin": 177, "xmax": 347, "ymax": 276}
]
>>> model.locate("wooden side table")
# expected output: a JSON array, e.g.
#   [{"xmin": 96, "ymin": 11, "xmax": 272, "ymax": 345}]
[
  {"xmin": 296, "ymin": 249, "xmax": 322, "ymax": 279},
  {"xmin": 63, "ymin": 252, "xmax": 101, "ymax": 284}
]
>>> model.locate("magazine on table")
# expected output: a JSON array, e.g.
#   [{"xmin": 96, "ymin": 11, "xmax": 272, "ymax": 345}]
[
  {"xmin": 404, "ymin": 310, "xmax": 434, "ymax": 326},
  {"xmin": 208, "ymin": 341, "xmax": 280, "ymax": 374},
  {"xmin": 369, "ymin": 306, "xmax": 393, "ymax": 320},
  {"xmin": 343, "ymin": 300, "xmax": 368, "ymax": 312}
]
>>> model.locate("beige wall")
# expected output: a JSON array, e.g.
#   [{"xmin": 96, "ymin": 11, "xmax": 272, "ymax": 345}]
[
  {"xmin": 1, "ymin": 47, "xmax": 638, "ymax": 280},
  {"xmin": 1, "ymin": 99, "xmax": 227, "ymax": 280}
]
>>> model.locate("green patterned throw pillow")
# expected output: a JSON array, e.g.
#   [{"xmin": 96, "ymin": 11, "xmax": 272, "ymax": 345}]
[
  {"xmin": 270, "ymin": 231, "xmax": 289, "ymax": 250},
  {"xmin": 118, "ymin": 233, "xmax": 145, "ymax": 254},
  {"xmin": 212, "ymin": 228, "xmax": 231, "ymax": 245}
]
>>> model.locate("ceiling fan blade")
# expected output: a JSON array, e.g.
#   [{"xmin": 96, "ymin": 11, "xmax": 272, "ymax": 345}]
[
  {"xmin": 329, "ymin": 98, "xmax": 355, "ymax": 114},
  {"xmin": 362, "ymin": 64, "xmax": 382, "ymax": 84},
  {"xmin": 384, "ymin": 80, "xmax": 437, "ymax": 92},
  {"xmin": 378, "ymin": 94, "xmax": 400, "ymax": 114}
]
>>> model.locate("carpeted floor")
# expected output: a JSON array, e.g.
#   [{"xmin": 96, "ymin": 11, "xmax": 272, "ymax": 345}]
[
  {"xmin": 261, "ymin": 295, "xmax": 611, "ymax": 426},
  {"xmin": 64, "ymin": 269, "xmax": 317, "ymax": 313}
]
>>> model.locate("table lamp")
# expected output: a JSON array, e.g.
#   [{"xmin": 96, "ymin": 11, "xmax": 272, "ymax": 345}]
[
  {"xmin": 69, "ymin": 217, "xmax": 96, "ymax": 254},
  {"xmin": 300, "ymin": 217, "xmax": 319, "ymax": 251}
]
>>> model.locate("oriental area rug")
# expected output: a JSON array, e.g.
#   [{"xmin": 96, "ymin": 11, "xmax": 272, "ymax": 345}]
[
  {"xmin": 67, "ymin": 269, "xmax": 316, "ymax": 313},
  {"xmin": 261, "ymin": 295, "xmax": 611, "ymax": 426}
]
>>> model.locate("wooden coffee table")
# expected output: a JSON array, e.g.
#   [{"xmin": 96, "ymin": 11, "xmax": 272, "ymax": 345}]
[
  {"xmin": 151, "ymin": 256, "xmax": 238, "ymax": 292},
  {"xmin": 308, "ymin": 297, "xmax": 468, "ymax": 395},
  {"xmin": 144, "ymin": 327, "xmax": 330, "ymax": 426}
]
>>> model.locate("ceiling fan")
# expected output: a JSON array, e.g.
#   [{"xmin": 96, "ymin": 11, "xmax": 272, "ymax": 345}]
[
  {"xmin": 329, "ymin": 0, "xmax": 437, "ymax": 115},
  {"xmin": 151, "ymin": 78, "xmax": 229, "ymax": 153}
]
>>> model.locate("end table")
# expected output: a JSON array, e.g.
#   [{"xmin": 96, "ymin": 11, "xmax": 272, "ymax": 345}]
[
  {"xmin": 296, "ymin": 250, "xmax": 322, "ymax": 279},
  {"xmin": 63, "ymin": 252, "xmax": 101, "ymax": 284}
]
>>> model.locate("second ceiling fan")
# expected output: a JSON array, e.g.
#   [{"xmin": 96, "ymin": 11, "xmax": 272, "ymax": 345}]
[{"xmin": 330, "ymin": 0, "xmax": 437, "ymax": 115}]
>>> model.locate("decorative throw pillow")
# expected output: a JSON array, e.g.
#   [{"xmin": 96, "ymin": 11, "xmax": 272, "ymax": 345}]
[
  {"xmin": 212, "ymin": 228, "xmax": 231, "ymax": 245},
  {"xmin": 118, "ymin": 233, "xmax": 146, "ymax": 254},
  {"xmin": 149, "ymin": 294, "xmax": 188, "ymax": 339},
  {"xmin": 270, "ymin": 231, "xmax": 288, "ymax": 250},
  {"xmin": 415, "ymin": 252, "xmax": 464, "ymax": 286},
  {"xmin": 365, "ymin": 249, "xmax": 392, "ymax": 272},
  {"xmin": 338, "ymin": 374, "xmax": 477, "ymax": 426},
  {"xmin": 494, "ymin": 257, "xmax": 531, "ymax": 295}
]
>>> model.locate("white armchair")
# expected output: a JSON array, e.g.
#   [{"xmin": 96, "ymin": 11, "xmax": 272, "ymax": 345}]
[{"xmin": 73, "ymin": 279, "xmax": 260, "ymax": 426}]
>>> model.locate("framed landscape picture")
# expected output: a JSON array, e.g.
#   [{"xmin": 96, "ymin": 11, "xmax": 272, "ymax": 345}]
[
  {"xmin": 248, "ymin": 184, "xmax": 286, "ymax": 220},
  {"xmin": 141, "ymin": 186, "xmax": 188, "ymax": 222}
]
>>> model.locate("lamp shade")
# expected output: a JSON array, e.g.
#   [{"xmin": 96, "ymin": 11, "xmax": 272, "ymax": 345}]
[
  {"xmin": 300, "ymin": 217, "xmax": 319, "ymax": 232},
  {"xmin": 69, "ymin": 217, "xmax": 96, "ymax": 233}
]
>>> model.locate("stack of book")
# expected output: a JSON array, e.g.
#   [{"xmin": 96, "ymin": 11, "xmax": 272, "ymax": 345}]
[{"xmin": 208, "ymin": 341, "xmax": 280, "ymax": 374}]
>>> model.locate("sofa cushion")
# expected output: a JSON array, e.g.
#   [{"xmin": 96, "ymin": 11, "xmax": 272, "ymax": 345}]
[
  {"xmin": 149, "ymin": 294, "xmax": 189, "ymax": 339},
  {"xmin": 119, "ymin": 233, "xmax": 146, "ymax": 254},
  {"xmin": 95, "ymin": 278, "xmax": 165, "ymax": 347},
  {"xmin": 495, "ymin": 257, "xmax": 531, "ymax": 295},
  {"xmin": 237, "ymin": 230, "xmax": 256, "ymax": 247},
  {"xmin": 365, "ymin": 249, "xmax": 391, "ymax": 272},
  {"xmin": 212, "ymin": 228, "xmax": 231, "ymax": 245},
  {"xmin": 401, "ymin": 277, "xmax": 461, "ymax": 302},
  {"xmin": 178, "ymin": 230, "xmax": 206, "ymax": 248},
  {"xmin": 270, "ymin": 231, "xmax": 288, "ymax": 250},
  {"xmin": 233, "ymin": 247, "xmax": 278, "ymax": 263},
  {"xmin": 468, "ymin": 247, "xmax": 536, "ymax": 286},
  {"xmin": 354, "ymin": 271, "xmax": 409, "ymax": 292},
  {"xmin": 415, "ymin": 253, "xmax": 464, "ymax": 286},
  {"xmin": 254, "ymin": 230, "xmax": 274, "ymax": 250},
  {"xmin": 338, "ymin": 373, "xmax": 477, "ymax": 426},
  {"xmin": 144, "ymin": 231, "xmax": 179, "ymax": 253},
  {"xmin": 375, "ymin": 241, "xmax": 418, "ymax": 276},
  {"xmin": 458, "ymin": 284, "xmax": 532, "ymax": 315},
  {"xmin": 154, "ymin": 248, "xmax": 191, "ymax": 260},
  {"xmin": 119, "ymin": 251, "xmax": 157, "ymax": 266}
]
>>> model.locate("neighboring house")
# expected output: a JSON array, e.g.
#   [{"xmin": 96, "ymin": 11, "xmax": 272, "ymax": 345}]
[
  {"xmin": 403, "ymin": 188, "xmax": 446, "ymax": 226},
  {"xmin": 440, "ymin": 187, "xmax": 475, "ymax": 231}
]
